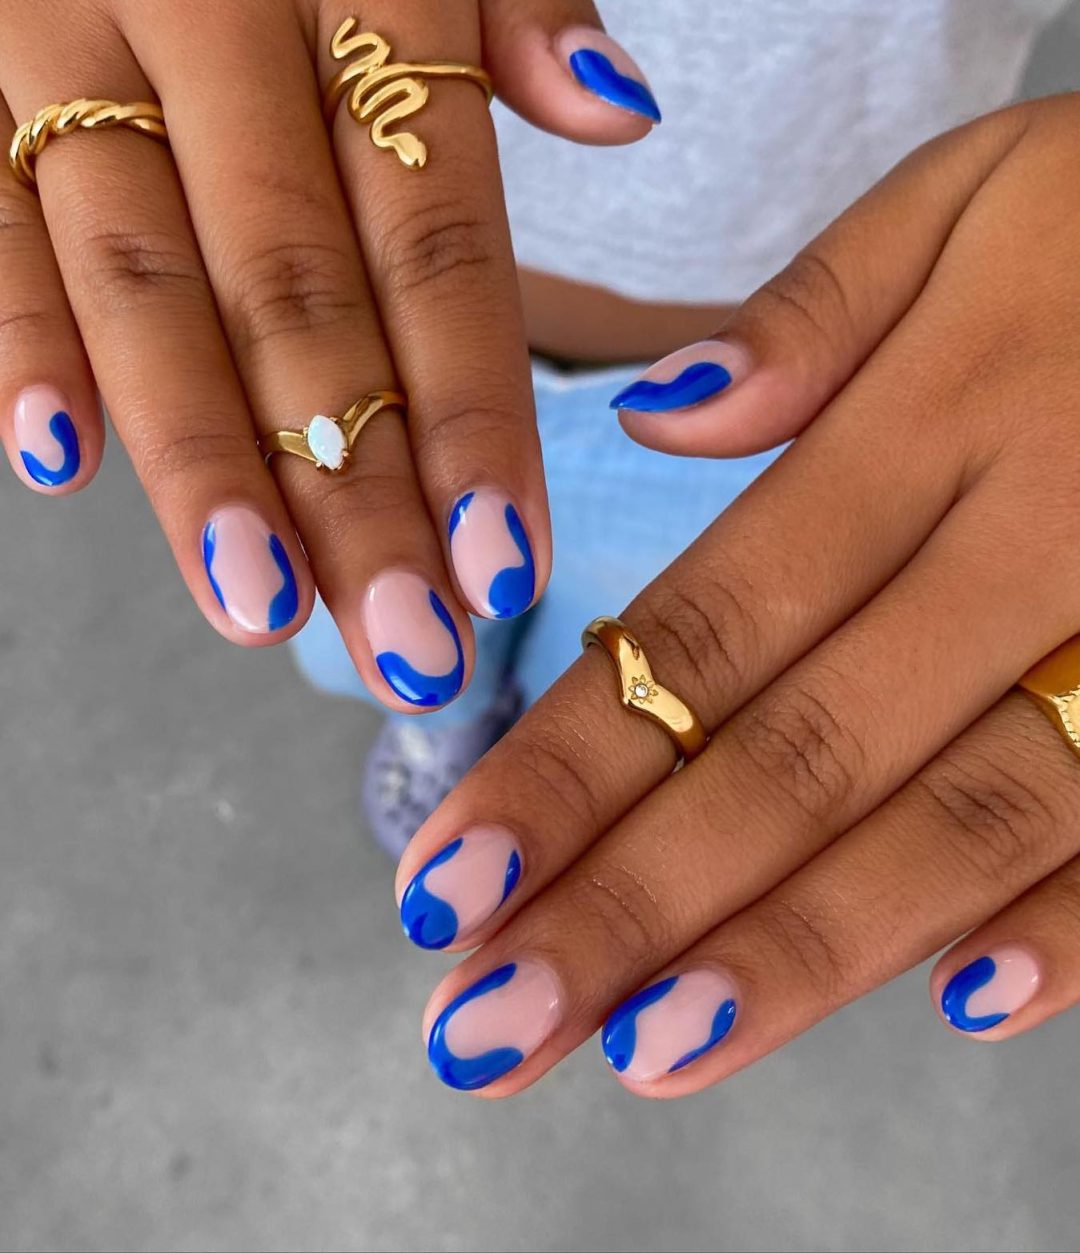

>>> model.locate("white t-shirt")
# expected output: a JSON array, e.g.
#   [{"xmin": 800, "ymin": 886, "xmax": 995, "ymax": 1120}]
[{"xmin": 494, "ymin": 0, "xmax": 1068, "ymax": 304}]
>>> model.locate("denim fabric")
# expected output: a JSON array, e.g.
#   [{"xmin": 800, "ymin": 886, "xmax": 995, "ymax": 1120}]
[{"xmin": 289, "ymin": 360, "xmax": 780, "ymax": 727}]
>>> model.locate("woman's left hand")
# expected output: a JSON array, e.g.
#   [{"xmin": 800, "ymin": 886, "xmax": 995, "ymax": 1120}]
[{"xmin": 392, "ymin": 92, "xmax": 1080, "ymax": 1096}]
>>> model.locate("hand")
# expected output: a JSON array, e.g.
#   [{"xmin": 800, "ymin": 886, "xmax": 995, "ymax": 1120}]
[
  {"xmin": 0, "ymin": 0, "xmax": 661, "ymax": 710},
  {"xmin": 394, "ymin": 94, "xmax": 1080, "ymax": 1095}
]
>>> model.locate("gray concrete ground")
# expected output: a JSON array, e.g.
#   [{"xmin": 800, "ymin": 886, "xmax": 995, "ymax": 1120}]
[{"xmin": 4, "ymin": 13, "xmax": 1080, "ymax": 1253}]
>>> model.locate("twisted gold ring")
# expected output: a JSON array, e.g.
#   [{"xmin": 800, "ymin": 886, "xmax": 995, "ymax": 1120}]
[
  {"xmin": 259, "ymin": 391, "xmax": 406, "ymax": 473},
  {"xmin": 9, "ymin": 99, "xmax": 167, "ymax": 188},
  {"xmin": 1019, "ymin": 637, "xmax": 1080, "ymax": 762},
  {"xmin": 323, "ymin": 19, "xmax": 493, "ymax": 169},
  {"xmin": 583, "ymin": 616, "xmax": 708, "ymax": 767}
]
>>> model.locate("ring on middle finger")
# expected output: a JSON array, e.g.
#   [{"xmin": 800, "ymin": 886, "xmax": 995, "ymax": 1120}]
[{"xmin": 258, "ymin": 389, "xmax": 406, "ymax": 473}]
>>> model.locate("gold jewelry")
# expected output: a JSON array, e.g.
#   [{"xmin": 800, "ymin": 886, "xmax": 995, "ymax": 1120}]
[
  {"xmin": 9, "ymin": 99, "xmax": 167, "ymax": 188},
  {"xmin": 323, "ymin": 19, "xmax": 493, "ymax": 169},
  {"xmin": 259, "ymin": 391, "xmax": 406, "ymax": 473},
  {"xmin": 1019, "ymin": 636, "xmax": 1080, "ymax": 760},
  {"xmin": 582, "ymin": 616, "xmax": 708, "ymax": 766}
]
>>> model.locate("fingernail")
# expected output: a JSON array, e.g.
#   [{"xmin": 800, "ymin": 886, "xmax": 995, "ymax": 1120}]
[
  {"xmin": 611, "ymin": 342, "xmax": 750, "ymax": 415},
  {"xmin": 603, "ymin": 969, "xmax": 738, "ymax": 1082},
  {"xmin": 202, "ymin": 506, "xmax": 299, "ymax": 635},
  {"xmin": 940, "ymin": 946, "xmax": 1041, "ymax": 1034},
  {"xmin": 555, "ymin": 27, "xmax": 661, "ymax": 123},
  {"xmin": 427, "ymin": 960, "xmax": 561, "ymax": 1091},
  {"xmin": 14, "ymin": 385, "xmax": 81, "ymax": 489},
  {"xmin": 400, "ymin": 827, "xmax": 523, "ymax": 950},
  {"xmin": 448, "ymin": 490, "xmax": 536, "ymax": 620},
  {"xmin": 364, "ymin": 571, "xmax": 465, "ymax": 708}
]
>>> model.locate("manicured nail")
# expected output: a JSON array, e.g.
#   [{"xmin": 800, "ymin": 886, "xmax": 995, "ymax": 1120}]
[
  {"xmin": 448, "ymin": 489, "xmax": 536, "ymax": 620},
  {"xmin": 14, "ymin": 385, "xmax": 81, "ymax": 489},
  {"xmin": 364, "ymin": 571, "xmax": 465, "ymax": 708},
  {"xmin": 555, "ymin": 27, "xmax": 661, "ymax": 123},
  {"xmin": 602, "ymin": 969, "xmax": 738, "ymax": 1082},
  {"xmin": 610, "ymin": 342, "xmax": 749, "ymax": 415},
  {"xmin": 202, "ymin": 506, "xmax": 299, "ymax": 635},
  {"xmin": 427, "ymin": 960, "xmax": 561, "ymax": 1091},
  {"xmin": 400, "ymin": 827, "xmax": 522, "ymax": 951},
  {"xmin": 940, "ymin": 946, "xmax": 1041, "ymax": 1033}
]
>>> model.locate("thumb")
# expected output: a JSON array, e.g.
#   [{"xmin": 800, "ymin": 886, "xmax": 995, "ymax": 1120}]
[
  {"xmin": 481, "ymin": 0, "xmax": 661, "ymax": 145},
  {"xmin": 611, "ymin": 110, "xmax": 1028, "ymax": 458}
]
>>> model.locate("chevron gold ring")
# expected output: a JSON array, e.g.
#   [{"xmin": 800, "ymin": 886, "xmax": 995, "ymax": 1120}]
[
  {"xmin": 9, "ymin": 99, "xmax": 168, "ymax": 188},
  {"xmin": 323, "ymin": 19, "xmax": 493, "ymax": 170},
  {"xmin": 1019, "ymin": 637, "xmax": 1080, "ymax": 763},
  {"xmin": 259, "ymin": 391, "xmax": 407, "ymax": 474},
  {"xmin": 582, "ymin": 616, "xmax": 708, "ymax": 767}
]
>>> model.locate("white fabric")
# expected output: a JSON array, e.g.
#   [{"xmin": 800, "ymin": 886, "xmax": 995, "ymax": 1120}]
[{"xmin": 494, "ymin": 0, "xmax": 1068, "ymax": 304}]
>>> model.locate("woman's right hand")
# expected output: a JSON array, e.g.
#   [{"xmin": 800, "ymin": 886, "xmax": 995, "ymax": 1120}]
[{"xmin": 0, "ymin": 0, "xmax": 661, "ymax": 710}]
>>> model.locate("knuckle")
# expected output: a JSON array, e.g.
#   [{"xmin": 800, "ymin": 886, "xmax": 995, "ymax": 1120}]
[
  {"xmin": 734, "ymin": 679, "xmax": 863, "ymax": 823},
  {"xmin": 510, "ymin": 722, "xmax": 605, "ymax": 834},
  {"xmin": 631, "ymin": 570, "xmax": 759, "ymax": 710},
  {"xmin": 753, "ymin": 892, "xmax": 850, "ymax": 998},
  {"xmin": 0, "ymin": 185, "xmax": 42, "ymax": 249},
  {"xmin": 224, "ymin": 239, "xmax": 364, "ymax": 353},
  {"xmin": 409, "ymin": 399, "xmax": 517, "ymax": 469},
  {"xmin": 138, "ymin": 425, "xmax": 254, "ymax": 490},
  {"xmin": 752, "ymin": 247, "xmax": 854, "ymax": 350},
  {"xmin": 380, "ymin": 198, "xmax": 496, "ymax": 297},
  {"xmin": 565, "ymin": 860, "xmax": 670, "ymax": 966},
  {"xmin": 915, "ymin": 748, "xmax": 1053, "ymax": 885},
  {"xmin": 77, "ymin": 227, "xmax": 207, "ymax": 315}
]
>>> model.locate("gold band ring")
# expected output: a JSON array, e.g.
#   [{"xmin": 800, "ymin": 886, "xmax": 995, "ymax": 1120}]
[
  {"xmin": 1019, "ymin": 636, "xmax": 1080, "ymax": 761},
  {"xmin": 323, "ymin": 19, "xmax": 493, "ymax": 169},
  {"xmin": 259, "ymin": 391, "xmax": 407, "ymax": 473},
  {"xmin": 583, "ymin": 616, "xmax": 708, "ymax": 767},
  {"xmin": 9, "ymin": 99, "xmax": 167, "ymax": 188}
]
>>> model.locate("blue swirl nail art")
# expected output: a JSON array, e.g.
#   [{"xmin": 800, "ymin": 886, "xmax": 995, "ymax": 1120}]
[
  {"xmin": 201, "ymin": 522, "xmax": 298, "ymax": 632},
  {"xmin": 20, "ymin": 410, "xmax": 80, "ymax": 487},
  {"xmin": 602, "ymin": 976, "xmax": 737, "ymax": 1075},
  {"xmin": 449, "ymin": 492, "xmax": 536, "ymax": 620},
  {"xmin": 401, "ymin": 838, "xmax": 521, "ymax": 950},
  {"xmin": 428, "ymin": 963, "xmax": 524, "ymax": 1091},
  {"xmin": 375, "ymin": 590, "xmax": 465, "ymax": 708},
  {"xmin": 941, "ymin": 956, "xmax": 1008, "ymax": 1033},
  {"xmin": 568, "ymin": 49, "xmax": 661, "ymax": 122},
  {"xmin": 610, "ymin": 362, "xmax": 733, "ymax": 413}
]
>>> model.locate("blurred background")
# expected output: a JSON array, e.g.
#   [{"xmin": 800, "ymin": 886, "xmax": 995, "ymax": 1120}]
[{"xmin": 4, "ymin": 9, "xmax": 1080, "ymax": 1253}]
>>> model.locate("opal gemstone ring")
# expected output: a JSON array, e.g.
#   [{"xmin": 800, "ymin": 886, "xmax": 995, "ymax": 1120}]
[{"xmin": 258, "ymin": 391, "xmax": 406, "ymax": 473}]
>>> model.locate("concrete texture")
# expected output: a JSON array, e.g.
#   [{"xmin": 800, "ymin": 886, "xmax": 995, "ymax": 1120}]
[{"xmin": 4, "ymin": 15, "xmax": 1080, "ymax": 1253}]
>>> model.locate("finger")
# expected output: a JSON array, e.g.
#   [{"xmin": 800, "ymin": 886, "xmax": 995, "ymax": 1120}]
[
  {"xmin": 0, "ymin": 92, "xmax": 100, "ymax": 494},
  {"xmin": 481, "ymin": 0, "xmax": 662, "ymax": 143},
  {"xmin": 0, "ymin": 37, "xmax": 314, "ymax": 643},
  {"xmin": 125, "ymin": 3, "xmax": 473, "ymax": 710},
  {"xmin": 597, "ymin": 694, "xmax": 1078, "ymax": 1097},
  {"xmin": 611, "ymin": 102, "xmax": 1032, "ymax": 458},
  {"xmin": 416, "ymin": 458, "xmax": 1079, "ymax": 1090},
  {"xmin": 929, "ymin": 855, "xmax": 1080, "ymax": 1042},
  {"xmin": 317, "ymin": 5, "xmax": 545, "ymax": 624}
]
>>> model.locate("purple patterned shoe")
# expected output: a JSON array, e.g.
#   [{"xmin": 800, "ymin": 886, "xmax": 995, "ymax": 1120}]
[{"xmin": 360, "ymin": 680, "xmax": 524, "ymax": 860}]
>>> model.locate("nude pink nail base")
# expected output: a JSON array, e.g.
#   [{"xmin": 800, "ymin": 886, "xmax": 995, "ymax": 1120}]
[
  {"xmin": 448, "ymin": 489, "xmax": 536, "ymax": 620},
  {"xmin": 363, "ymin": 571, "xmax": 464, "ymax": 708},
  {"xmin": 400, "ymin": 827, "xmax": 522, "ymax": 950},
  {"xmin": 201, "ymin": 506, "xmax": 299, "ymax": 635},
  {"xmin": 610, "ymin": 342, "xmax": 750, "ymax": 414},
  {"xmin": 940, "ymin": 945, "xmax": 1040, "ymax": 1033},
  {"xmin": 427, "ymin": 959, "xmax": 561, "ymax": 1091},
  {"xmin": 603, "ymin": 969, "xmax": 738, "ymax": 1082},
  {"xmin": 13, "ymin": 385, "xmax": 81, "ymax": 488}
]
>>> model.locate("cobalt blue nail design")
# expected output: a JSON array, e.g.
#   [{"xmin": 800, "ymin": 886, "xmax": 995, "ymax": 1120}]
[
  {"xmin": 427, "ymin": 964, "xmax": 523, "ymax": 1091},
  {"xmin": 374, "ymin": 589, "xmax": 465, "ymax": 708},
  {"xmin": 603, "ymin": 976, "xmax": 678, "ymax": 1073},
  {"xmin": 201, "ymin": 507, "xmax": 299, "ymax": 634},
  {"xmin": 401, "ymin": 830, "xmax": 523, "ymax": 951},
  {"xmin": 20, "ymin": 410, "xmax": 80, "ymax": 487},
  {"xmin": 568, "ymin": 49, "xmax": 662, "ymax": 122},
  {"xmin": 941, "ymin": 956, "xmax": 1008, "ymax": 1033},
  {"xmin": 610, "ymin": 362, "xmax": 733, "ymax": 413},
  {"xmin": 449, "ymin": 490, "xmax": 536, "ymax": 620}
]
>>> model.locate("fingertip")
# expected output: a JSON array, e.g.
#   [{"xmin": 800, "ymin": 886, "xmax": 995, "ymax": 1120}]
[{"xmin": 7, "ymin": 384, "xmax": 102, "ymax": 496}]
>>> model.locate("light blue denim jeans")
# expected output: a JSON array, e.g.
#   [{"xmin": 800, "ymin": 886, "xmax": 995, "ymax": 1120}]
[{"xmin": 290, "ymin": 360, "xmax": 780, "ymax": 727}]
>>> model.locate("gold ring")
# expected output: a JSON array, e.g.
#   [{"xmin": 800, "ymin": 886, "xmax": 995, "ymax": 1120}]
[
  {"xmin": 1019, "ymin": 636, "xmax": 1080, "ymax": 761},
  {"xmin": 9, "ymin": 99, "xmax": 167, "ymax": 188},
  {"xmin": 323, "ymin": 19, "xmax": 493, "ymax": 169},
  {"xmin": 259, "ymin": 391, "xmax": 406, "ymax": 473},
  {"xmin": 582, "ymin": 616, "xmax": 708, "ymax": 766}
]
